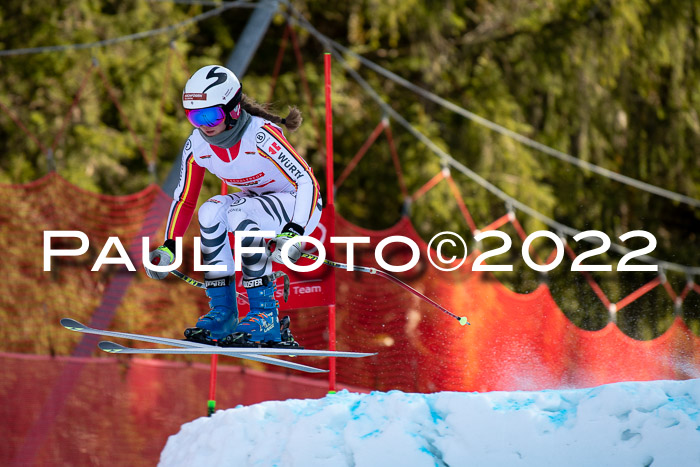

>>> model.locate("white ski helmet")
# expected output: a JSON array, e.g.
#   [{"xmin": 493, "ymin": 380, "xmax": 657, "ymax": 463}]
[{"xmin": 182, "ymin": 65, "xmax": 242, "ymax": 124}]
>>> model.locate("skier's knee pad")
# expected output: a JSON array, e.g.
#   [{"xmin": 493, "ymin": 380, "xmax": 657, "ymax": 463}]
[{"xmin": 198, "ymin": 196, "xmax": 228, "ymax": 227}]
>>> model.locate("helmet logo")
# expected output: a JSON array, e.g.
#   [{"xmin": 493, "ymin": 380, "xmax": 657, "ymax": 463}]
[
  {"xmin": 203, "ymin": 66, "xmax": 228, "ymax": 93},
  {"xmin": 183, "ymin": 93, "xmax": 207, "ymax": 100}
]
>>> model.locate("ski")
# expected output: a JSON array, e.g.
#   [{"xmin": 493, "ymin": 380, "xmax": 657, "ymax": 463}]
[
  {"xmin": 98, "ymin": 341, "xmax": 328, "ymax": 373},
  {"xmin": 62, "ymin": 318, "xmax": 222, "ymax": 349},
  {"xmin": 97, "ymin": 340, "xmax": 375, "ymax": 358},
  {"xmin": 61, "ymin": 318, "xmax": 328, "ymax": 373}
]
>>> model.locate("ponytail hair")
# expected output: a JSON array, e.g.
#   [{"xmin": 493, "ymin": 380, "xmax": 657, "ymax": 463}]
[{"xmin": 241, "ymin": 94, "xmax": 302, "ymax": 132}]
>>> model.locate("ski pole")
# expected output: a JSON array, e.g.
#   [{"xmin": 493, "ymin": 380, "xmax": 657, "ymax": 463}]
[
  {"xmin": 300, "ymin": 253, "xmax": 470, "ymax": 326},
  {"xmin": 170, "ymin": 269, "xmax": 205, "ymax": 288},
  {"xmin": 170, "ymin": 258, "xmax": 470, "ymax": 326}
]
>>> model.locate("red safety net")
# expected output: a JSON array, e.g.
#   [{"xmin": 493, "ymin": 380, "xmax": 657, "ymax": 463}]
[
  {"xmin": 332, "ymin": 216, "xmax": 700, "ymax": 392},
  {"xmin": 1, "ymin": 173, "xmax": 699, "ymax": 391},
  {"xmin": 3, "ymin": 174, "xmax": 699, "ymax": 466}
]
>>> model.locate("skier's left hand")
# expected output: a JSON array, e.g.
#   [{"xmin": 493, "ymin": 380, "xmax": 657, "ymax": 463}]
[
  {"xmin": 145, "ymin": 239, "xmax": 176, "ymax": 280},
  {"xmin": 267, "ymin": 223, "xmax": 304, "ymax": 265}
]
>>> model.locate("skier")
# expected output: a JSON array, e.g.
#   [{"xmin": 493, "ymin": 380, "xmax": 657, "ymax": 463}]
[{"xmin": 144, "ymin": 64, "xmax": 322, "ymax": 347}]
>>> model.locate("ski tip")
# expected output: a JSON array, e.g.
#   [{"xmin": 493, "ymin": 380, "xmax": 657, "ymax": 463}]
[
  {"xmin": 458, "ymin": 317, "xmax": 470, "ymax": 326},
  {"xmin": 98, "ymin": 341, "xmax": 128, "ymax": 353},
  {"xmin": 60, "ymin": 318, "xmax": 87, "ymax": 331},
  {"xmin": 340, "ymin": 352, "xmax": 377, "ymax": 358}
]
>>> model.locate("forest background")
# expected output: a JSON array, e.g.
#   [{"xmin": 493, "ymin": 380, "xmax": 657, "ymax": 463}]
[{"xmin": 0, "ymin": 0, "xmax": 698, "ymax": 348}]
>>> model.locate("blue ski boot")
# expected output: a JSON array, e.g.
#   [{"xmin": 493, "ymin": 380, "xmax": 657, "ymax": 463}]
[
  {"xmin": 226, "ymin": 272, "xmax": 297, "ymax": 347},
  {"xmin": 185, "ymin": 275, "xmax": 238, "ymax": 342},
  {"xmin": 237, "ymin": 275, "xmax": 281, "ymax": 343}
]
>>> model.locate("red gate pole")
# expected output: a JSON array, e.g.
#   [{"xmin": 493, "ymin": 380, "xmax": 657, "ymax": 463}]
[
  {"xmin": 207, "ymin": 180, "xmax": 228, "ymax": 416},
  {"xmin": 324, "ymin": 52, "xmax": 337, "ymax": 393},
  {"xmin": 208, "ymin": 352, "xmax": 218, "ymax": 416}
]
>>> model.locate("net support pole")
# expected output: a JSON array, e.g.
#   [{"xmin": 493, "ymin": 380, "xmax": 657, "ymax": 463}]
[
  {"xmin": 225, "ymin": 0, "xmax": 280, "ymax": 77},
  {"xmin": 324, "ymin": 52, "xmax": 337, "ymax": 393}
]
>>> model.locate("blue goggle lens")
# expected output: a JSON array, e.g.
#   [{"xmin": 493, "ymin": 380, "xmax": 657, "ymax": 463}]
[{"xmin": 185, "ymin": 107, "xmax": 226, "ymax": 127}]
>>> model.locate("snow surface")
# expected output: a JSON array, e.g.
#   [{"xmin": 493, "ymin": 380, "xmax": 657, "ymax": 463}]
[{"xmin": 160, "ymin": 379, "xmax": 700, "ymax": 467}]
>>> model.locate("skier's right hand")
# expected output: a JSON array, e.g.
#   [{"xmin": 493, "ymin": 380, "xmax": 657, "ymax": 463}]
[{"xmin": 145, "ymin": 240, "xmax": 175, "ymax": 280}]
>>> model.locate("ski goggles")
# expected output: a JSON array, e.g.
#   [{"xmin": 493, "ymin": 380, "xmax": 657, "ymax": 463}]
[{"xmin": 185, "ymin": 106, "xmax": 227, "ymax": 128}]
